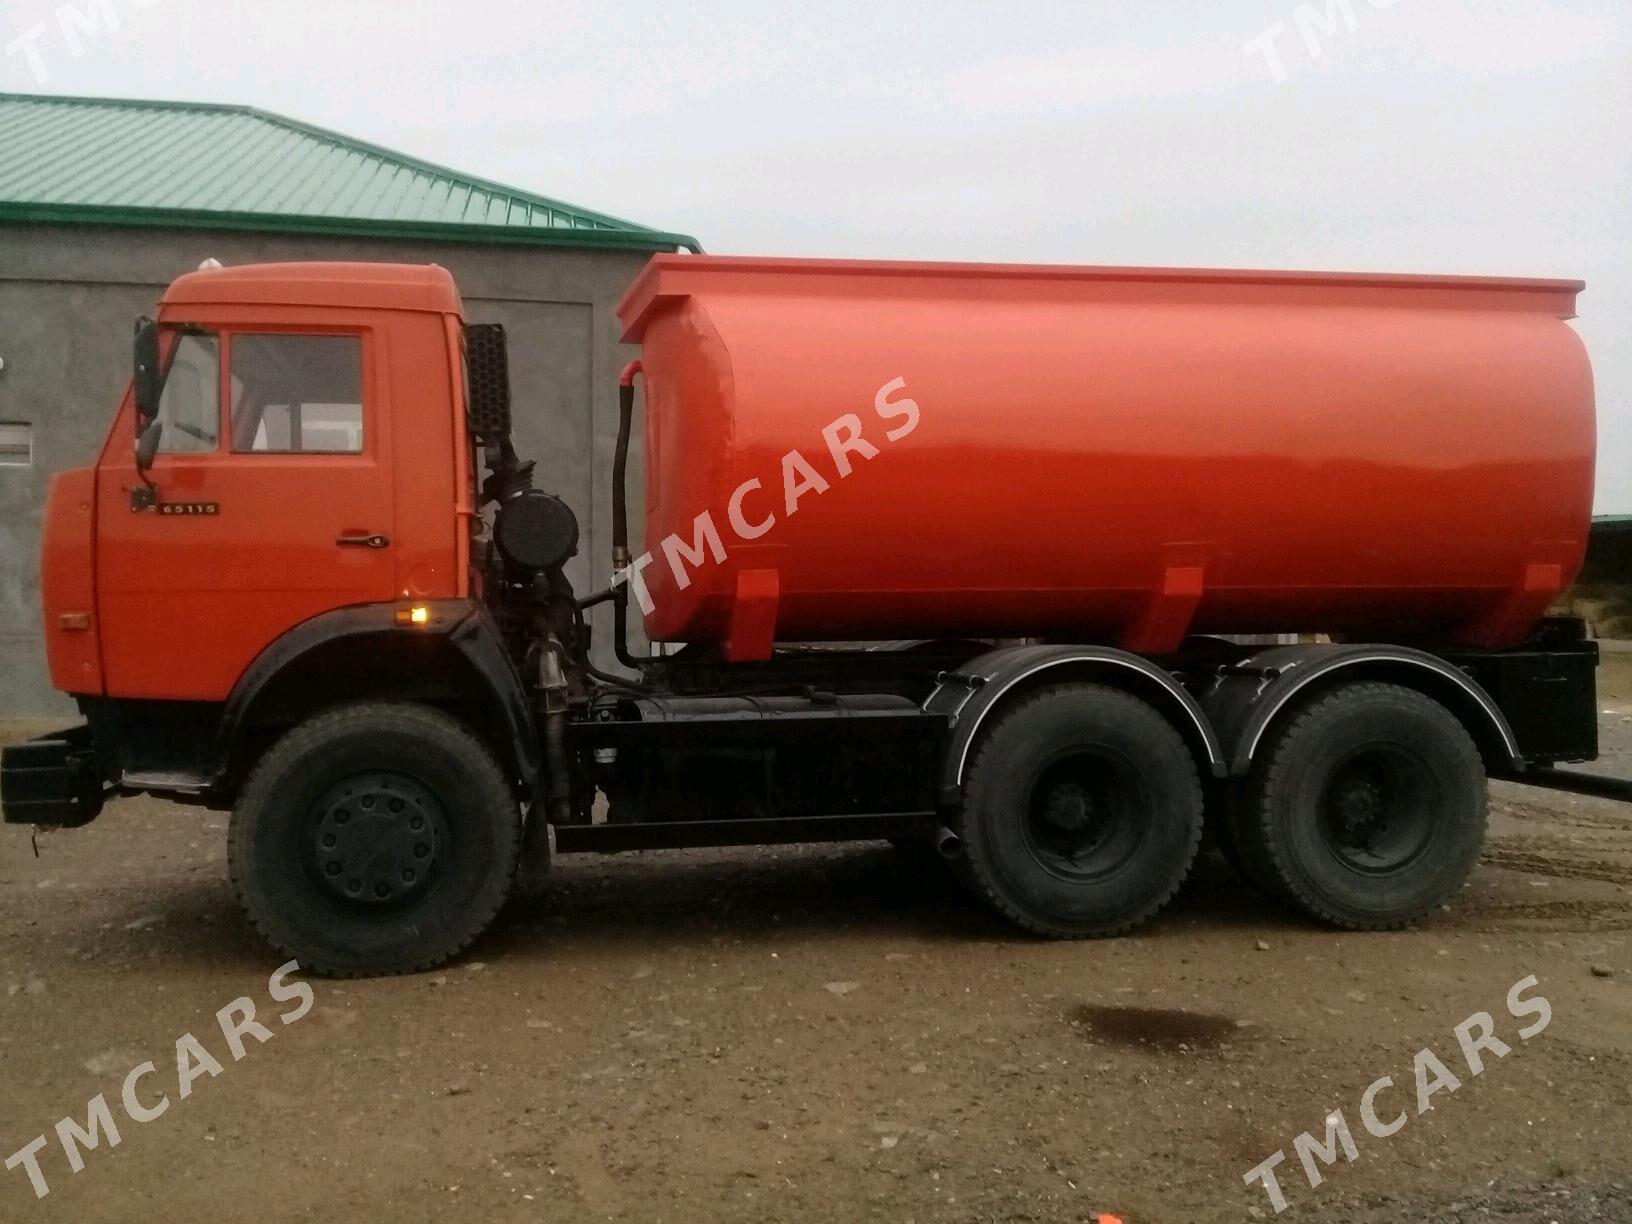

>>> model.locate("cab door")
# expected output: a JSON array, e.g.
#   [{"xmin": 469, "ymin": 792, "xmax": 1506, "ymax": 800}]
[{"xmin": 96, "ymin": 326, "xmax": 396, "ymax": 701}]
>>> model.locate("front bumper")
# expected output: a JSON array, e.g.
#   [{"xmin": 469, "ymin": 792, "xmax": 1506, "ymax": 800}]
[{"xmin": 1, "ymin": 725, "xmax": 105, "ymax": 828}]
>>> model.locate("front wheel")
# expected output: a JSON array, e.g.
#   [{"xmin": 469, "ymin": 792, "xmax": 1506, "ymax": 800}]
[
  {"xmin": 953, "ymin": 684, "xmax": 1205, "ymax": 938},
  {"xmin": 229, "ymin": 702, "xmax": 523, "ymax": 977}
]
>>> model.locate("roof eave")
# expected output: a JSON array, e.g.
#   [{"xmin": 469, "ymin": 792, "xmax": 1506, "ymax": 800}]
[{"xmin": 0, "ymin": 201, "xmax": 701, "ymax": 253}]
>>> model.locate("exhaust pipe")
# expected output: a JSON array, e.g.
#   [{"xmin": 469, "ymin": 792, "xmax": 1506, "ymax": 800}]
[{"xmin": 934, "ymin": 826, "xmax": 962, "ymax": 859}]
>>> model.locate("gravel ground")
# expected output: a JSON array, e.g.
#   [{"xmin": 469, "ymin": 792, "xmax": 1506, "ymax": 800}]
[{"xmin": 1, "ymin": 655, "xmax": 1629, "ymax": 1223}]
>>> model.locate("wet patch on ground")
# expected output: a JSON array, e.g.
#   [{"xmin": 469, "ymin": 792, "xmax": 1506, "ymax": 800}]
[{"xmin": 1067, "ymin": 1003, "xmax": 1243, "ymax": 1052}]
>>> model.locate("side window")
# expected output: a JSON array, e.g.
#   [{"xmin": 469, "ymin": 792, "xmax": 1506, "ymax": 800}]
[
  {"xmin": 156, "ymin": 334, "xmax": 220, "ymax": 453},
  {"xmin": 228, "ymin": 335, "xmax": 364, "ymax": 454}
]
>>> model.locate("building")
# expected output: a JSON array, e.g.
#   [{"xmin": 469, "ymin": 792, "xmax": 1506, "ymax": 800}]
[{"xmin": 0, "ymin": 92, "xmax": 697, "ymax": 715}]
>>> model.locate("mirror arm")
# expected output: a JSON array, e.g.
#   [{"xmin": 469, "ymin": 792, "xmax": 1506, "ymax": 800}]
[{"xmin": 131, "ymin": 417, "xmax": 164, "ymax": 511}]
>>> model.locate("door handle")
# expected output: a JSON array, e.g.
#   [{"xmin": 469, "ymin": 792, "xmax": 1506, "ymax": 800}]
[{"xmin": 337, "ymin": 533, "xmax": 390, "ymax": 549}]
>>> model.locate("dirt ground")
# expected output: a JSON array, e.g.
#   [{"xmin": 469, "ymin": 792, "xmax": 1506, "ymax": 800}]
[{"xmin": 3, "ymin": 656, "xmax": 1631, "ymax": 1223}]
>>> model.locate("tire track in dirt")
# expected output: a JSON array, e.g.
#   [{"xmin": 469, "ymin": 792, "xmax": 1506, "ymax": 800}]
[
  {"xmin": 1467, "ymin": 897, "xmax": 1632, "ymax": 933},
  {"xmin": 1497, "ymin": 801, "xmax": 1632, "ymax": 833},
  {"xmin": 1472, "ymin": 824, "xmax": 1632, "ymax": 931},
  {"xmin": 1483, "ymin": 841, "xmax": 1632, "ymax": 886}
]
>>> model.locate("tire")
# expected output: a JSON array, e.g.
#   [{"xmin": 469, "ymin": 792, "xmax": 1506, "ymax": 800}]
[
  {"xmin": 229, "ymin": 702, "xmax": 523, "ymax": 977},
  {"xmin": 1243, "ymin": 682, "xmax": 1487, "ymax": 930},
  {"xmin": 1218, "ymin": 781, "xmax": 1296, "ymax": 903},
  {"xmin": 953, "ymin": 684, "xmax": 1204, "ymax": 938}
]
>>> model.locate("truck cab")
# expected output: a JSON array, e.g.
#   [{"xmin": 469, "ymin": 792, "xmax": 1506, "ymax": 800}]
[{"xmin": 45, "ymin": 263, "xmax": 472, "ymax": 710}]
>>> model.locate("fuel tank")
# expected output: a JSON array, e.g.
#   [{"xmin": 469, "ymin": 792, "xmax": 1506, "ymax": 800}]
[{"xmin": 616, "ymin": 256, "xmax": 1594, "ymax": 661}]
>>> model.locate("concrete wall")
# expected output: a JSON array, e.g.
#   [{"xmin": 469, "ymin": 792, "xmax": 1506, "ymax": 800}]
[{"xmin": 0, "ymin": 222, "xmax": 656, "ymax": 715}]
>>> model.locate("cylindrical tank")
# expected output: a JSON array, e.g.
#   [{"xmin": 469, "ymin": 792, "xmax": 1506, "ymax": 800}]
[{"xmin": 617, "ymin": 256, "xmax": 1595, "ymax": 661}]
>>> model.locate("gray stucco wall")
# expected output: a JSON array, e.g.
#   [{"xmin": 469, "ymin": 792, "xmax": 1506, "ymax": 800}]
[{"xmin": 0, "ymin": 222, "xmax": 656, "ymax": 715}]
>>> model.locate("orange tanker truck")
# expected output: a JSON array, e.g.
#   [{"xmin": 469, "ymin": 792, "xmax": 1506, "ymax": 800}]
[{"xmin": 4, "ymin": 255, "xmax": 1626, "ymax": 976}]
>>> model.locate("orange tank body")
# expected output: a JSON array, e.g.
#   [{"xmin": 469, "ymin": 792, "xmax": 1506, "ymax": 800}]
[{"xmin": 617, "ymin": 255, "xmax": 1595, "ymax": 660}]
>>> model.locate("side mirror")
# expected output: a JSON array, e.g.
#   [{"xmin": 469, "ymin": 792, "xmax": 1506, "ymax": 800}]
[
  {"xmin": 135, "ymin": 416, "xmax": 163, "ymax": 476},
  {"xmin": 133, "ymin": 317, "xmax": 162, "ymax": 424}
]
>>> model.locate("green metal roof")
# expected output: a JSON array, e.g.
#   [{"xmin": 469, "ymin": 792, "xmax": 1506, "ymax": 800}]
[{"xmin": 0, "ymin": 92, "xmax": 699, "ymax": 252}]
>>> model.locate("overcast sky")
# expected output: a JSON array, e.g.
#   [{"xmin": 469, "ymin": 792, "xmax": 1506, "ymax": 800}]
[{"xmin": 6, "ymin": 0, "xmax": 1628, "ymax": 511}]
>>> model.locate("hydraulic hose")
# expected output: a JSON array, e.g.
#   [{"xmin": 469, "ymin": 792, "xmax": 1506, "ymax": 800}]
[
  {"xmin": 611, "ymin": 361, "xmax": 644, "ymax": 671},
  {"xmin": 614, "ymin": 360, "xmax": 640, "ymax": 572}
]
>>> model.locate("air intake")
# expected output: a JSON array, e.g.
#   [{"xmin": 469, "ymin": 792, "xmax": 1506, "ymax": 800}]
[{"xmin": 465, "ymin": 323, "xmax": 512, "ymax": 439}]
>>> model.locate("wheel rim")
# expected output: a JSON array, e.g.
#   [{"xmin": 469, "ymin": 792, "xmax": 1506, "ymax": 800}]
[
  {"xmin": 1317, "ymin": 746, "xmax": 1439, "ymax": 875},
  {"xmin": 310, "ymin": 772, "xmax": 448, "ymax": 907},
  {"xmin": 1022, "ymin": 750, "xmax": 1150, "ymax": 881}
]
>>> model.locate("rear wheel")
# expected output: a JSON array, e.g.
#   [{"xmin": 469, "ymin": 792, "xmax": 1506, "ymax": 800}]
[
  {"xmin": 1243, "ymin": 683, "xmax": 1487, "ymax": 929},
  {"xmin": 229, "ymin": 702, "xmax": 523, "ymax": 977},
  {"xmin": 953, "ymin": 684, "xmax": 1204, "ymax": 937}
]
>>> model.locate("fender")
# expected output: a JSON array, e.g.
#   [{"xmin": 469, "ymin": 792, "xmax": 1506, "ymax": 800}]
[
  {"xmin": 1198, "ymin": 643, "xmax": 1524, "ymax": 776},
  {"xmin": 215, "ymin": 599, "xmax": 542, "ymax": 795},
  {"xmin": 926, "ymin": 644, "xmax": 1227, "ymax": 805}
]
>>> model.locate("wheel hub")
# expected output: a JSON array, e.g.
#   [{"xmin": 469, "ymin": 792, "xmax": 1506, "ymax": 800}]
[
  {"xmin": 1331, "ymin": 777, "xmax": 1387, "ymax": 846},
  {"xmin": 312, "ymin": 773, "xmax": 443, "ymax": 906},
  {"xmin": 1041, "ymin": 781, "xmax": 1097, "ymax": 834},
  {"xmin": 1319, "ymin": 750, "xmax": 1435, "ymax": 873},
  {"xmin": 1026, "ymin": 755, "xmax": 1139, "ymax": 877}
]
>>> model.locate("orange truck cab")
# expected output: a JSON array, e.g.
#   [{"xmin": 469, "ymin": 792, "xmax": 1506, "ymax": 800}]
[
  {"xmin": 52, "ymin": 262, "xmax": 474, "ymax": 707},
  {"xmin": 3, "ymin": 256, "xmax": 1627, "ymax": 977}
]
